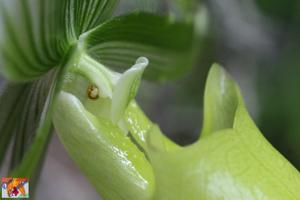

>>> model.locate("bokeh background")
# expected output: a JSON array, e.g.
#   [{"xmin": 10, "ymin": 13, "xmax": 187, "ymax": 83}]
[{"xmin": 1, "ymin": 0, "xmax": 300, "ymax": 199}]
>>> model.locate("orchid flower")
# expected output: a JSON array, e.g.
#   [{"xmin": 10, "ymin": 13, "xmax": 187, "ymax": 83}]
[
  {"xmin": 53, "ymin": 63, "xmax": 300, "ymax": 199},
  {"xmin": 0, "ymin": 0, "xmax": 194, "ymax": 197},
  {"xmin": 0, "ymin": 0, "xmax": 299, "ymax": 200}
]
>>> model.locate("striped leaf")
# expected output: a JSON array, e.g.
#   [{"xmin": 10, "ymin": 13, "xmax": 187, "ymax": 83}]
[
  {"xmin": 0, "ymin": 0, "xmax": 119, "ymax": 190},
  {"xmin": 83, "ymin": 12, "xmax": 196, "ymax": 81},
  {"xmin": 0, "ymin": 70, "xmax": 56, "ymax": 194},
  {"xmin": 0, "ymin": 0, "xmax": 118, "ymax": 81}
]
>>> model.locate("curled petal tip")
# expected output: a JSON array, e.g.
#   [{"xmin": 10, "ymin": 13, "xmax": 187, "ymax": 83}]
[
  {"xmin": 136, "ymin": 57, "xmax": 149, "ymax": 66},
  {"xmin": 111, "ymin": 57, "xmax": 148, "ymax": 123}
]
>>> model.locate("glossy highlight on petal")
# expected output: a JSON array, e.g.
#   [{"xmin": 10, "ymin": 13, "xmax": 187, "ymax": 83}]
[{"xmin": 53, "ymin": 91, "xmax": 155, "ymax": 200}]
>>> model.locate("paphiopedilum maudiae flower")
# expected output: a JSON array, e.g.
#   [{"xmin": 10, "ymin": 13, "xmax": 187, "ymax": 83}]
[
  {"xmin": 0, "ymin": 0, "xmax": 195, "ymax": 195},
  {"xmin": 53, "ymin": 61, "xmax": 300, "ymax": 200},
  {"xmin": 52, "ymin": 52, "xmax": 154, "ymax": 200},
  {"xmin": 0, "ymin": 0, "xmax": 299, "ymax": 199}
]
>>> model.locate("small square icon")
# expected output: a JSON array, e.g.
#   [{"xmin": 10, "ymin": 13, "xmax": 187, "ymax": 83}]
[{"xmin": 1, "ymin": 177, "xmax": 29, "ymax": 198}]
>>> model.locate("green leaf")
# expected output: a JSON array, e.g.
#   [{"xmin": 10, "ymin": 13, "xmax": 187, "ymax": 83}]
[
  {"xmin": 0, "ymin": 82, "xmax": 28, "ymax": 165},
  {"xmin": 82, "ymin": 12, "xmax": 196, "ymax": 81},
  {"xmin": 145, "ymin": 65, "xmax": 300, "ymax": 200},
  {"xmin": 0, "ymin": 72, "xmax": 53, "ymax": 166},
  {"xmin": 116, "ymin": 0, "xmax": 160, "ymax": 13},
  {"xmin": 0, "ymin": 0, "xmax": 118, "ymax": 81},
  {"xmin": 9, "ymin": 62, "xmax": 72, "ymax": 194},
  {"xmin": 0, "ymin": 70, "xmax": 57, "ymax": 197}
]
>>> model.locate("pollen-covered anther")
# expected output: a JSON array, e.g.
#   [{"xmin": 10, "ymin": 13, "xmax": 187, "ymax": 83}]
[{"xmin": 87, "ymin": 84, "xmax": 99, "ymax": 100}]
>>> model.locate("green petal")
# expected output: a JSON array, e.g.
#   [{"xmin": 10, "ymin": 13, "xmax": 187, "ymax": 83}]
[
  {"xmin": 0, "ymin": 0, "xmax": 118, "ymax": 81},
  {"xmin": 0, "ymin": 82, "xmax": 28, "ymax": 166},
  {"xmin": 111, "ymin": 57, "xmax": 148, "ymax": 123},
  {"xmin": 0, "ymin": 70, "xmax": 57, "ymax": 194},
  {"xmin": 124, "ymin": 101, "xmax": 180, "ymax": 152},
  {"xmin": 82, "ymin": 12, "xmax": 196, "ymax": 81},
  {"xmin": 200, "ymin": 64, "xmax": 239, "ymax": 137},
  {"xmin": 146, "ymin": 64, "xmax": 300, "ymax": 200}
]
